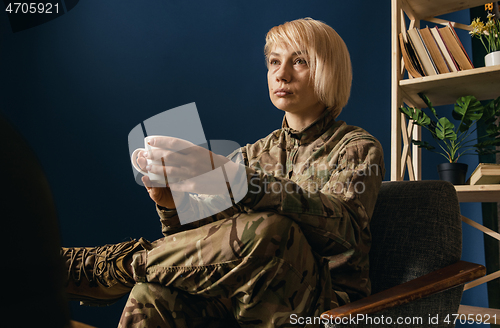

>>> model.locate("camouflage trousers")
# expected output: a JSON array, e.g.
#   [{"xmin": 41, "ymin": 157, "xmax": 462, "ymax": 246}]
[{"xmin": 118, "ymin": 211, "xmax": 335, "ymax": 328}]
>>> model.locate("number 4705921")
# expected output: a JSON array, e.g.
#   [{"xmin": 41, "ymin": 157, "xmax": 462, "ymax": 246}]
[
  {"xmin": 5, "ymin": 2, "xmax": 59, "ymax": 14},
  {"xmin": 444, "ymin": 313, "xmax": 497, "ymax": 325}
]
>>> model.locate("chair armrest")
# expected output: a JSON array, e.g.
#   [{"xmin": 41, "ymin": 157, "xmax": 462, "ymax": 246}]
[
  {"xmin": 322, "ymin": 261, "xmax": 486, "ymax": 319},
  {"xmin": 70, "ymin": 320, "xmax": 97, "ymax": 328}
]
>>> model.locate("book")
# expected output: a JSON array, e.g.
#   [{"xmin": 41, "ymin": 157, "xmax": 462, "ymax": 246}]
[
  {"xmin": 399, "ymin": 32, "xmax": 423, "ymax": 78},
  {"xmin": 416, "ymin": 28, "xmax": 440, "ymax": 75},
  {"xmin": 431, "ymin": 26, "xmax": 458, "ymax": 72},
  {"xmin": 448, "ymin": 23, "xmax": 474, "ymax": 69},
  {"xmin": 439, "ymin": 25, "xmax": 474, "ymax": 71},
  {"xmin": 406, "ymin": 31, "xmax": 427, "ymax": 76},
  {"xmin": 420, "ymin": 27, "xmax": 450, "ymax": 74},
  {"xmin": 469, "ymin": 163, "xmax": 500, "ymax": 185},
  {"xmin": 407, "ymin": 28, "xmax": 438, "ymax": 76}
]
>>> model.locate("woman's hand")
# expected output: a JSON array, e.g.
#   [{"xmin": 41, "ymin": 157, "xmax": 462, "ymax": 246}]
[
  {"xmin": 137, "ymin": 136, "xmax": 239, "ymax": 197},
  {"xmin": 141, "ymin": 175, "xmax": 176, "ymax": 209}
]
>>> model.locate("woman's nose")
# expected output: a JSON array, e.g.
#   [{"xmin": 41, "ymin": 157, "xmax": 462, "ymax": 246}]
[{"xmin": 276, "ymin": 64, "xmax": 291, "ymax": 82}]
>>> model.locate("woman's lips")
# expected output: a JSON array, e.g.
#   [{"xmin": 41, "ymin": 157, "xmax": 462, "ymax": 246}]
[{"xmin": 274, "ymin": 88, "xmax": 292, "ymax": 97}]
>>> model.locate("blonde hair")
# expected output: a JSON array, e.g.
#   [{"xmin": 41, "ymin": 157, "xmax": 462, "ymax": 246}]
[{"xmin": 264, "ymin": 18, "xmax": 352, "ymax": 119}]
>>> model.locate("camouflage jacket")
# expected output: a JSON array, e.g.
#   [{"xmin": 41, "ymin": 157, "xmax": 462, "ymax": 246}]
[{"xmin": 158, "ymin": 108, "xmax": 385, "ymax": 303}]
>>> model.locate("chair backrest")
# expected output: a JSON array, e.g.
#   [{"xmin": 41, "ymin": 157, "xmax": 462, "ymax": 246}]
[
  {"xmin": 369, "ymin": 180, "xmax": 462, "ymax": 292},
  {"xmin": 366, "ymin": 180, "xmax": 462, "ymax": 326}
]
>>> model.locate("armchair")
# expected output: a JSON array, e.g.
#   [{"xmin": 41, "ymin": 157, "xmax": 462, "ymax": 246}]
[
  {"xmin": 1, "ymin": 114, "xmax": 96, "ymax": 328},
  {"xmin": 3, "ymin": 106, "xmax": 483, "ymax": 328},
  {"xmin": 322, "ymin": 180, "xmax": 486, "ymax": 327}
]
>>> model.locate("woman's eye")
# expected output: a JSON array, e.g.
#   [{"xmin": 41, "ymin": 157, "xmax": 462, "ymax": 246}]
[
  {"xmin": 270, "ymin": 59, "xmax": 279, "ymax": 65},
  {"xmin": 294, "ymin": 58, "xmax": 307, "ymax": 65}
]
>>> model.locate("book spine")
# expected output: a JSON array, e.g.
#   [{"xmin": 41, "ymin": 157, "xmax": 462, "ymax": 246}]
[
  {"xmin": 416, "ymin": 28, "xmax": 439, "ymax": 74},
  {"xmin": 431, "ymin": 26, "xmax": 458, "ymax": 72},
  {"xmin": 439, "ymin": 26, "xmax": 470, "ymax": 71},
  {"xmin": 448, "ymin": 22, "xmax": 474, "ymax": 69},
  {"xmin": 407, "ymin": 28, "xmax": 437, "ymax": 76},
  {"xmin": 420, "ymin": 27, "xmax": 450, "ymax": 74}
]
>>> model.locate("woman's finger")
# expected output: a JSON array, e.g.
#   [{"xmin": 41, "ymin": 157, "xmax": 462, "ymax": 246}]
[
  {"xmin": 137, "ymin": 156, "xmax": 148, "ymax": 171},
  {"xmin": 146, "ymin": 164, "xmax": 189, "ymax": 183},
  {"xmin": 141, "ymin": 175, "xmax": 153, "ymax": 189},
  {"xmin": 147, "ymin": 148, "xmax": 188, "ymax": 163},
  {"xmin": 148, "ymin": 136, "xmax": 196, "ymax": 152}
]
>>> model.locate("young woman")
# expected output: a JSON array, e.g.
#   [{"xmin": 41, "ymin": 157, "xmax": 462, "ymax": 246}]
[{"xmin": 63, "ymin": 18, "xmax": 385, "ymax": 327}]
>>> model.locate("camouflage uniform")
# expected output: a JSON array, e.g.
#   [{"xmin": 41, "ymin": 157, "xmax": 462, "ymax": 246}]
[{"xmin": 119, "ymin": 109, "xmax": 385, "ymax": 327}]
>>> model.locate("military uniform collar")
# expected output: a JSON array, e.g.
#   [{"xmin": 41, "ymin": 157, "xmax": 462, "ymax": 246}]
[{"xmin": 281, "ymin": 109, "xmax": 337, "ymax": 144}]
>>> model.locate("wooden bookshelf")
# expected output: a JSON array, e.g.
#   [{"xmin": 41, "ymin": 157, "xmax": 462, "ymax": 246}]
[
  {"xmin": 391, "ymin": 0, "xmax": 498, "ymax": 181},
  {"xmin": 459, "ymin": 305, "xmax": 500, "ymax": 324},
  {"xmin": 392, "ymin": 0, "xmax": 500, "ymax": 320},
  {"xmin": 399, "ymin": 65, "xmax": 500, "ymax": 108},
  {"xmin": 455, "ymin": 185, "xmax": 500, "ymax": 203},
  {"xmin": 403, "ymin": 0, "xmax": 494, "ymax": 20}
]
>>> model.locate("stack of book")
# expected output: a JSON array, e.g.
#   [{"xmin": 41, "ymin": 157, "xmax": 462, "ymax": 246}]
[
  {"xmin": 399, "ymin": 23, "xmax": 474, "ymax": 78},
  {"xmin": 468, "ymin": 163, "xmax": 500, "ymax": 185}
]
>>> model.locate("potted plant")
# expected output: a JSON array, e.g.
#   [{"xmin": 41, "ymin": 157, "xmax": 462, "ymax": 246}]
[
  {"xmin": 470, "ymin": 13, "xmax": 500, "ymax": 66},
  {"xmin": 400, "ymin": 93, "xmax": 500, "ymax": 184}
]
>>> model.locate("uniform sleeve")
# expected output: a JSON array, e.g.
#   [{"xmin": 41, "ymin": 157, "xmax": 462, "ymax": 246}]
[
  {"xmin": 238, "ymin": 136, "xmax": 385, "ymax": 255},
  {"xmin": 156, "ymin": 147, "xmax": 248, "ymax": 236},
  {"xmin": 156, "ymin": 201, "xmax": 246, "ymax": 236}
]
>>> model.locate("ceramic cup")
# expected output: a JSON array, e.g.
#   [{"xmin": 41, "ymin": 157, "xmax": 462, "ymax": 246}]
[{"xmin": 131, "ymin": 136, "xmax": 166, "ymax": 184}]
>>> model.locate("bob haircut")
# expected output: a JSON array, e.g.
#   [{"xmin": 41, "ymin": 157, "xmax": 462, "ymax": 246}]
[{"xmin": 264, "ymin": 18, "xmax": 352, "ymax": 119}]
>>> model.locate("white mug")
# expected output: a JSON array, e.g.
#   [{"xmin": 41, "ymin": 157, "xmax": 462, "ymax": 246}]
[{"xmin": 131, "ymin": 136, "xmax": 166, "ymax": 184}]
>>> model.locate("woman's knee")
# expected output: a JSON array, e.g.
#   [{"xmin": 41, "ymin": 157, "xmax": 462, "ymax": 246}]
[{"xmin": 238, "ymin": 212, "xmax": 309, "ymax": 260}]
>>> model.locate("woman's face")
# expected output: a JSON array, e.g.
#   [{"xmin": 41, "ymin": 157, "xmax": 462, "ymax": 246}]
[{"xmin": 267, "ymin": 44, "xmax": 324, "ymax": 116}]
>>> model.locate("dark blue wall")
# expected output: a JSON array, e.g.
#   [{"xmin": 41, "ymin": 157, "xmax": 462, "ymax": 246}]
[{"xmin": 0, "ymin": 1, "xmax": 486, "ymax": 326}]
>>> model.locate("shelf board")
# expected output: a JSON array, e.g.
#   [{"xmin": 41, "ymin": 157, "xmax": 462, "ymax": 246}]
[
  {"xmin": 399, "ymin": 65, "xmax": 500, "ymax": 107},
  {"xmin": 455, "ymin": 184, "xmax": 500, "ymax": 203},
  {"xmin": 458, "ymin": 305, "xmax": 500, "ymax": 324},
  {"xmin": 404, "ymin": 0, "xmax": 491, "ymax": 20}
]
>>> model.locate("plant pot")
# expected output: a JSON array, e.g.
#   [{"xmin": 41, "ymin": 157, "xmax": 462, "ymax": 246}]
[
  {"xmin": 485, "ymin": 51, "xmax": 500, "ymax": 67},
  {"xmin": 437, "ymin": 163, "xmax": 468, "ymax": 185}
]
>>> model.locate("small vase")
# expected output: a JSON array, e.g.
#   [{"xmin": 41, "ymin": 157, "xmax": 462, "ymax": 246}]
[
  {"xmin": 485, "ymin": 51, "xmax": 500, "ymax": 67},
  {"xmin": 437, "ymin": 163, "xmax": 468, "ymax": 185}
]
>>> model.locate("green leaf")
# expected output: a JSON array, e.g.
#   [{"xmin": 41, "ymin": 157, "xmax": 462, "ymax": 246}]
[
  {"xmin": 418, "ymin": 93, "xmax": 437, "ymax": 117},
  {"xmin": 475, "ymin": 138, "xmax": 500, "ymax": 148},
  {"xmin": 400, "ymin": 106, "xmax": 431, "ymax": 126},
  {"xmin": 482, "ymin": 98, "xmax": 497, "ymax": 122},
  {"xmin": 436, "ymin": 117, "xmax": 456, "ymax": 141},
  {"xmin": 412, "ymin": 140, "xmax": 435, "ymax": 150},
  {"xmin": 481, "ymin": 96, "xmax": 500, "ymax": 127},
  {"xmin": 477, "ymin": 148, "xmax": 500, "ymax": 155},
  {"xmin": 453, "ymin": 96, "xmax": 483, "ymax": 132},
  {"xmin": 494, "ymin": 96, "xmax": 500, "ymax": 114},
  {"xmin": 405, "ymin": 94, "xmax": 499, "ymax": 163},
  {"xmin": 486, "ymin": 124, "xmax": 500, "ymax": 136}
]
